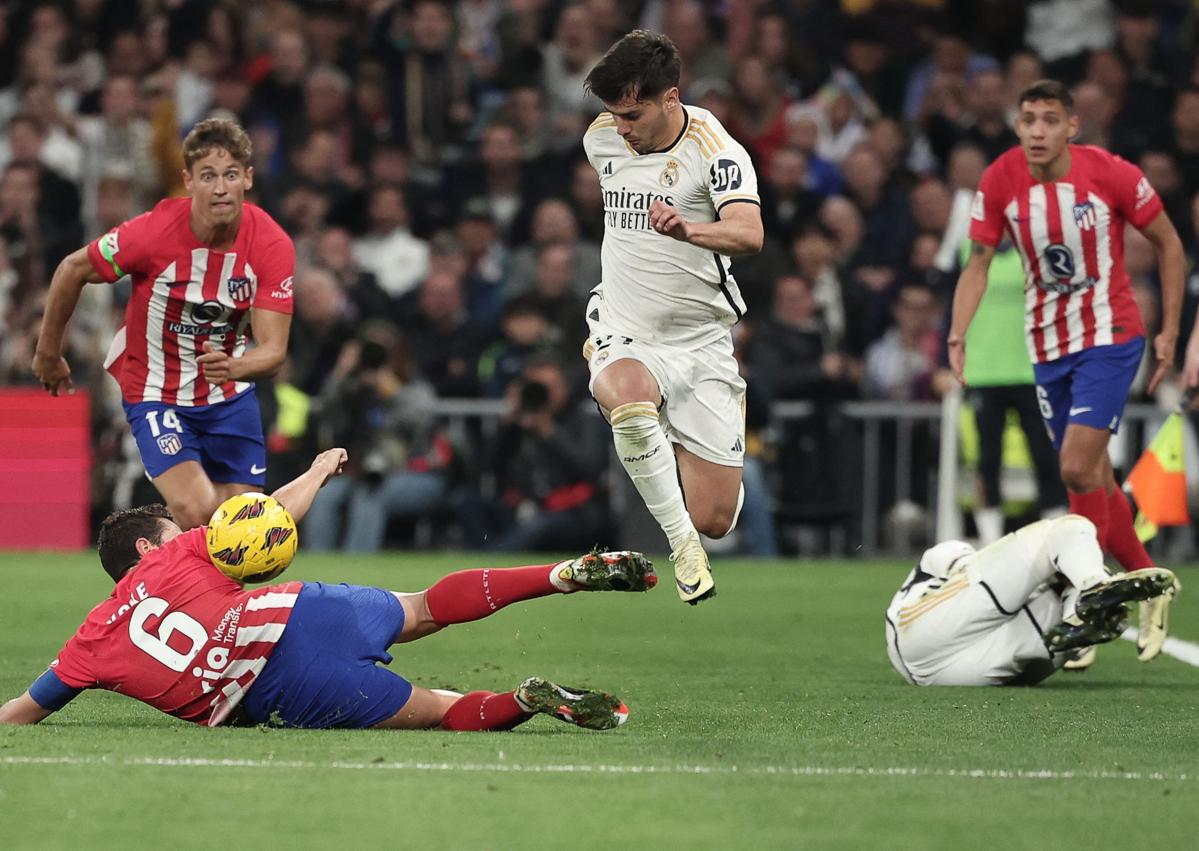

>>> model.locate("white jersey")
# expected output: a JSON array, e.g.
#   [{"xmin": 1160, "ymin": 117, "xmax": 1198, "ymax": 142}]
[{"xmin": 583, "ymin": 105, "xmax": 759, "ymax": 348}]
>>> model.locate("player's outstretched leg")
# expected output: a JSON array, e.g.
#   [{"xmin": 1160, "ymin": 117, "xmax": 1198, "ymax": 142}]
[{"xmin": 424, "ymin": 553, "xmax": 656, "ymax": 628}]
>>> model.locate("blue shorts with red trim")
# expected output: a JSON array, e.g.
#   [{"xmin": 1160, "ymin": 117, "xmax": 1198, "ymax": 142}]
[
  {"xmin": 124, "ymin": 388, "xmax": 265, "ymax": 484},
  {"xmin": 242, "ymin": 583, "xmax": 412, "ymax": 729},
  {"xmin": 1032, "ymin": 337, "xmax": 1144, "ymax": 450}
]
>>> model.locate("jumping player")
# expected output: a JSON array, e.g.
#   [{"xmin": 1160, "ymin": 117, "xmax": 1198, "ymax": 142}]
[
  {"xmin": 947, "ymin": 80, "xmax": 1186, "ymax": 662},
  {"xmin": 33, "ymin": 118, "xmax": 294, "ymax": 530},
  {"xmin": 0, "ymin": 449, "xmax": 656, "ymax": 731},
  {"xmin": 885, "ymin": 515, "xmax": 1178, "ymax": 687},
  {"xmin": 581, "ymin": 31, "xmax": 763, "ymax": 605}
]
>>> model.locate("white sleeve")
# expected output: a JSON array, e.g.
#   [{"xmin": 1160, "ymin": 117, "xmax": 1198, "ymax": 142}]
[{"xmin": 707, "ymin": 141, "xmax": 759, "ymax": 215}]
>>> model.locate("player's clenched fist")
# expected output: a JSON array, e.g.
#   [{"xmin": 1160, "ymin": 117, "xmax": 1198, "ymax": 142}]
[
  {"xmin": 198, "ymin": 341, "xmax": 235, "ymax": 384},
  {"xmin": 311, "ymin": 448, "xmax": 348, "ymax": 485},
  {"xmin": 32, "ymin": 351, "xmax": 74, "ymax": 396},
  {"xmin": 649, "ymin": 199, "xmax": 691, "ymax": 243}
]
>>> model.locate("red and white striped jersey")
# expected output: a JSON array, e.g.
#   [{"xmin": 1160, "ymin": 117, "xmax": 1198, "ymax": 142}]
[
  {"xmin": 48, "ymin": 528, "xmax": 300, "ymax": 727},
  {"xmin": 969, "ymin": 145, "xmax": 1163, "ymax": 363},
  {"xmin": 88, "ymin": 197, "xmax": 295, "ymax": 406}
]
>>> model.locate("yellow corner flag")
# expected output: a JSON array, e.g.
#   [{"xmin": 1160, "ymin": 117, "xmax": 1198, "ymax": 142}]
[{"xmin": 1125, "ymin": 412, "xmax": 1189, "ymax": 542}]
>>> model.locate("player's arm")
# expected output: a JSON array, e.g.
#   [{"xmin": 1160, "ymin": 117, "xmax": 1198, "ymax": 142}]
[
  {"xmin": 1138, "ymin": 210, "xmax": 1186, "ymax": 394},
  {"xmin": 270, "ymin": 448, "xmax": 348, "ymax": 522},
  {"xmin": 0, "ymin": 691, "xmax": 55, "ymax": 725},
  {"xmin": 198, "ymin": 308, "xmax": 292, "ymax": 385},
  {"xmin": 648, "ymin": 198, "xmax": 764, "ymax": 255},
  {"xmin": 32, "ymin": 246, "xmax": 110, "ymax": 396},
  {"xmin": 946, "ymin": 241, "xmax": 997, "ymax": 385}
]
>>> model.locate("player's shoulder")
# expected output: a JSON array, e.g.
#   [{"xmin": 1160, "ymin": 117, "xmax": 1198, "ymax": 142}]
[
  {"xmin": 132, "ymin": 196, "xmax": 190, "ymax": 235},
  {"xmin": 680, "ymin": 105, "xmax": 740, "ymax": 162},
  {"xmin": 584, "ymin": 111, "xmax": 625, "ymax": 157},
  {"xmin": 244, "ymin": 202, "xmax": 292, "ymax": 245}
]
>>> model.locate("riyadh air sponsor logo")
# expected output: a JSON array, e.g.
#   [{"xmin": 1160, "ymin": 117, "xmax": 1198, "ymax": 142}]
[
  {"xmin": 272, "ymin": 276, "xmax": 294, "ymax": 299},
  {"xmin": 1135, "ymin": 176, "xmax": 1155, "ymax": 210},
  {"xmin": 971, "ymin": 191, "xmax": 986, "ymax": 221}
]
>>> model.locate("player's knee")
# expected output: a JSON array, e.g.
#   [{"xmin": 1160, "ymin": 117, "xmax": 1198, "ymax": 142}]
[
  {"xmin": 695, "ymin": 507, "xmax": 736, "ymax": 539},
  {"xmin": 1058, "ymin": 458, "xmax": 1098, "ymax": 492},
  {"xmin": 1052, "ymin": 513, "xmax": 1097, "ymax": 540},
  {"xmin": 610, "ymin": 401, "xmax": 660, "ymax": 438},
  {"xmin": 168, "ymin": 497, "xmax": 217, "ymax": 531}
]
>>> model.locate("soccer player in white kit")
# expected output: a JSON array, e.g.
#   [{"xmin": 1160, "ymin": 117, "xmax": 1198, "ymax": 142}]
[
  {"xmin": 581, "ymin": 31, "xmax": 764, "ymax": 604},
  {"xmin": 884, "ymin": 515, "xmax": 1177, "ymax": 686}
]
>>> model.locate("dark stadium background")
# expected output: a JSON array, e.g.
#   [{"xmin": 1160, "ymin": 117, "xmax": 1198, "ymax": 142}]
[{"xmin": 1, "ymin": 0, "xmax": 1198, "ymax": 557}]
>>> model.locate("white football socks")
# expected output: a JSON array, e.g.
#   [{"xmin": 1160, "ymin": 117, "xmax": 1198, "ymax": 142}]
[
  {"xmin": 1043, "ymin": 515, "xmax": 1111, "ymax": 591},
  {"xmin": 610, "ymin": 402, "xmax": 697, "ymax": 552}
]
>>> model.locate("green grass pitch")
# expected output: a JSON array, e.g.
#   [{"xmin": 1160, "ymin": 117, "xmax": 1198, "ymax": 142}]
[{"xmin": 1, "ymin": 551, "xmax": 1197, "ymax": 850}]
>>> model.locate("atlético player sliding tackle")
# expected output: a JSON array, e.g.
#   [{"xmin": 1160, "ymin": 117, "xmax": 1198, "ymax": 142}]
[
  {"xmin": 0, "ymin": 449, "xmax": 657, "ymax": 731},
  {"xmin": 33, "ymin": 119, "xmax": 295, "ymax": 531},
  {"xmin": 948, "ymin": 80, "xmax": 1186, "ymax": 665}
]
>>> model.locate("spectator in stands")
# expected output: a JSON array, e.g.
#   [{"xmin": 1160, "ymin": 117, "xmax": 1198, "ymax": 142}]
[
  {"xmin": 353, "ymin": 183, "xmax": 430, "ymax": 299},
  {"xmin": 315, "ymin": 227, "xmax": 391, "ymax": 321},
  {"xmin": 569, "ymin": 158, "xmax": 605, "ymax": 242},
  {"xmin": 926, "ymin": 68, "xmax": 1017, "ymax": 166},
  {"xmin": 1071, "ymin": 80, "xmax": 1119, "ymax": 150},
  {"xmin": 729, "ymin": 55, "xmax": 791, "ymax": 169},
  {"xmin": 1, "ymin": 114, "xmax": 82, "ymax": 242},
  {"xmin": 76, "ymin": 75, "xmax": 155, "ymax": 234},
  {"xmin": 541, "ymin": 2, "xmax": 602, "ymax": 148},
  {"xmin": 289, "ymin": 266, "xmax": 357, "ymax": 397},
  {"xmin": 454, "ymin": 197, "xmax": 508, "ymax": 328},
  {"xmin": 306, "ymin": 322, "xmax": 449, "ymax": 552},
  {"xmin": 862, "ymin": 281, "xmax": 942, "ymax": 401},
  {"xmin": 527, "ymin": 242, "xmax": 589, "ymax": 354},
  {"xmin": 791, "ymin": 224, "xmax": 847, "ymax": 349},
  {"xmin": 745, "ymin": 274, "xmax": 857, "ymax": 403},
  {"xmin": 250, "ymin": 29, "xmax": 310, "ymax": 159},
  {"xmin": 484, "ymin": 357, "xmax": 611, "ymax": 551},
  {"xmin": 505, "ymin": 197, "xmax": 602, "ymax": 299},
  {"xmin": 454, "ymin": 119, "xmax": 544, "ymax": 242},
  {"xmin": 402, "ymin": 270, "xmax": 484, "ymax": 398},
  {"xmin": 759, "ymin": 146, "xmax": 821, "ymax": 243},
  {"xmin": 478, "ymin": 295, "xmax": 553, "ymax": 398},
  {"xmin": 1170, "ymin": 88, "xmax": 1199, "ymax": 195},
  {"xmin": 661, "ymin": 1, "xmax": 730, "ymax": 89}
]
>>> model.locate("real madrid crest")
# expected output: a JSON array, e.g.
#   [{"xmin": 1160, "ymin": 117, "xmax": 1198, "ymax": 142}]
[{"xmin": 659, "ymin": 160, "xmax": 680, "ymax": 188}]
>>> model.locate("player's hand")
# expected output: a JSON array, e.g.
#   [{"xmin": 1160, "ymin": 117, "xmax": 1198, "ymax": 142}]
[
  {"xmin": 198, "ymin": 342, "xmax": 235, "ymax": 385},
  {"xmin": 649, "ymin": 200, "xmax": 691, "ymax": 243},
  {"xmin": 311, "ymin": 448, "xmax": 348, "ymax": 486},
  {"xmin": 1146, "ymin": 332, "xmax": 1176, "ymax": 396},
  {"xmin": 947, "ymin": 338, "xmax": 966, "ymax": 385},
  {"xmin": 31, "ymin": 351, "xmax": 74, "ymax": 396},
  {"xmin": 1182, "ymin": 346, "xmax": 1199, "ymax": 392}
]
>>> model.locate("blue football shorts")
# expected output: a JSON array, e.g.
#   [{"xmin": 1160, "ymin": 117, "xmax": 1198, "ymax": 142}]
[
  {"xmin": 242, "ymin": 583, "xmax": 413, "ymax": 729},
  {"xmin": 1032, "ymin": 337, "xmax": 1144, "ymax": 450},
  {"xmin": 124, "ymin": 387, "xmax": 266, "ymax": 485}
]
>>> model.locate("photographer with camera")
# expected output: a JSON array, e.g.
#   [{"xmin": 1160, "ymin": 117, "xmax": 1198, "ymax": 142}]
[
  {"xmin": 304, "ymin": 321, "xmax": 451, "ymax": 550},
  {"xmin": 481, "ymin": 356, "xmax": 612, "ymax": 551}
]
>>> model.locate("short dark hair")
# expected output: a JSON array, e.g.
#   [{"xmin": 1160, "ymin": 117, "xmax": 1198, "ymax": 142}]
[
  {"xmin": 1018, "ymin": 79, "xmax": 1073, "ymax": 111},
  {"xmin": 584, "ymin": 30, "xmax": 681, "ymax": 104},
  {"xmin": 182, "ymin": 118, "xmax": 253, "ymax": 170},
  {"xmin": 97, "ymin": 505, "xmax": 175, "ymax": 582}
]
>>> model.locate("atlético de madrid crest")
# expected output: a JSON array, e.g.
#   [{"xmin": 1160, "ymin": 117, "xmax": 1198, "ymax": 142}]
[
  {"xmin": 659, "ymin": 160, "xmax": 681, "ymax": 188},
  {"xmin": 227, "ymin": 276, "xmax": 253, "ymax": 301},
  {"xmin": 1073, "ymin": 202, "xmax": 1096, "ymax": 231}
]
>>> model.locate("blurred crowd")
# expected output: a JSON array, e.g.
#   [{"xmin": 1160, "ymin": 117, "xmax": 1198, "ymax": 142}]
[{"xmin": 1, "ymin": 0, "xmax": 1199, "ymax": 553}]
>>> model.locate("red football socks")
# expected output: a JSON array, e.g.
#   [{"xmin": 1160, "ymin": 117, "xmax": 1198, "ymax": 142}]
[
  {"xmin": 440, "ymin": 691, "xmax": 531, "ymax": 731},
  {"xmin": 1068, "ymin": 487, "xmax": 1110, "ymax": 550},
  {"xmin": 1105, "ymin": 486, "xmax": 1154, "ymax": 571},
  {"xmin": 425, "ymin": 565, "xmax": 562, "ymax": 626}
]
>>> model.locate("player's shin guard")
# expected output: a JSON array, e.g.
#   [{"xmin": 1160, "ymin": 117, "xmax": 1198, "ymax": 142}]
[
  {"xmin": 610, "ymin": 402, "xmax": 698, "ymax": 551},
  {"xmin": 1104, "ymin": 486, "xmax": 1154, "ymax": 571},
  {"xmin": 425, "ymin": 565, "xmax": 565, "ymax": 626},
  {"xmin": 440, "ymin": 691, "xmax": 531, "ymax": 731},
  {"xmin": 1044, "ymin": 514, "xmax": 1111, "ymax": 590},
  {"xmin": 1067, "ymin": 488, "xmax": 1110, "ymax": 550}
]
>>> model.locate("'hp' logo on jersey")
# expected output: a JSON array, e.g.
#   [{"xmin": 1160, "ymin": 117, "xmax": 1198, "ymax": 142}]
[
  {"xmin": 709, "ymin": 158, "xmax": 742, "ymax": 193},
  {"xmin": 1073, "ymin": 202, "xmax": 1096, "ymax": 231},
  {"xmin": 156, "ymin": 434, "xmax": 183, "ymax": 456}
]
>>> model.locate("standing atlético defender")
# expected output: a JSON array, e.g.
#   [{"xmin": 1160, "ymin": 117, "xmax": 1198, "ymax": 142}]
[
  {"xmin": 34, "ymin": 118, "xmax": 294, "ymax": 530},
  {"xmin": 947, "ymin": 80, "xmax": 1186, "ymax": 663},
  {"xmin": 581, "ymin": 30, "xmax": 763, "ymax": 605}
]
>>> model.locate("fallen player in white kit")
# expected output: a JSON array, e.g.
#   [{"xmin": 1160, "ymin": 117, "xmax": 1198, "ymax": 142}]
[{"xmin": 885, "ymin": 515, "xmax": 1177, "ymax": 686}]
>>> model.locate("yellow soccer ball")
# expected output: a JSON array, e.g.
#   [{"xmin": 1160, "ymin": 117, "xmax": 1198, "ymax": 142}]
[{"xmin": 206, "ymin": 493, "xmax": 298, "ymax": 583}]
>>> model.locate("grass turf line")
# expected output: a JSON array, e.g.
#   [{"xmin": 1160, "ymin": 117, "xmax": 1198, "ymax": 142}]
[{"xmin": 1, "ymin": 552, "xmax": 1197, "ymax": 850}]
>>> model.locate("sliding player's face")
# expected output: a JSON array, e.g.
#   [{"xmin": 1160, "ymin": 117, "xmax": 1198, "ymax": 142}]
[
  {"xmin": 605, "ymin": 88, "xmax": 679, "ymax": 154},
  {"xmin": 1015, "ymin": 99, "xmax": 1078, "ymax": 167},
  {"xmin": 184, "ymin": 148, "xmax": 254, "ymax": 228}
]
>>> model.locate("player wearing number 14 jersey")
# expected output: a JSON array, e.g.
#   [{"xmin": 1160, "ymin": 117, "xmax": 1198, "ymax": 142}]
[
  {"xmin": 948, "ymin": 80, "xmax": 1187, "ymax": 662},
  {"xmin": 33, "ymin": 119, "xmax": 294, "ymax": 531}
]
